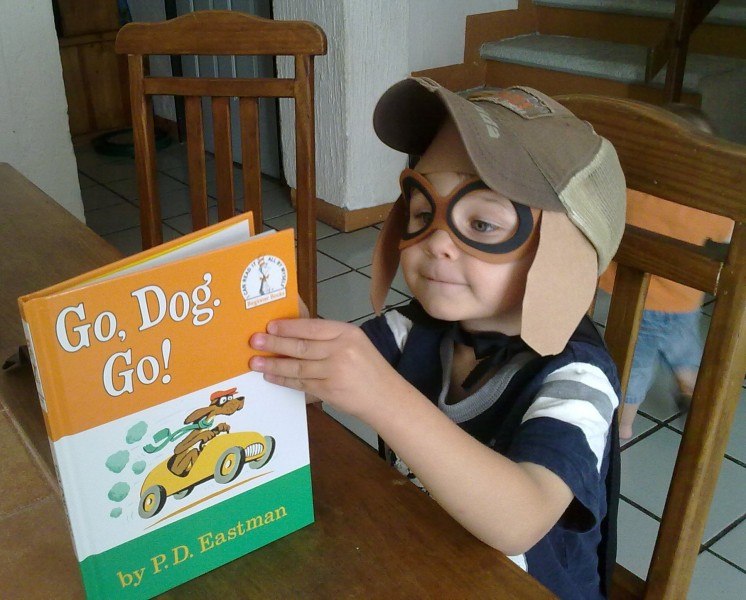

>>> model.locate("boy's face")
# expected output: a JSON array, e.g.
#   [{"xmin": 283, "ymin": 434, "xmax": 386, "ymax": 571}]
[{"xmin": 400, "ymin": 171, "xmax": 538, "ymax": 334}]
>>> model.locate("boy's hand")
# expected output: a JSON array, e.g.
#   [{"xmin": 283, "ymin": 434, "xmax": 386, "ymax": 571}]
[{"xmin": 249, "ymin": 319, "xmax": 396, "ymax": 418}]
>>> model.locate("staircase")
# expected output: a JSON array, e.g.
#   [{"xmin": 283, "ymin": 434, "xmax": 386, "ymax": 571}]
[{"xmin": 413, "ymin": 0, "xmax": 746, "ymax": 144}]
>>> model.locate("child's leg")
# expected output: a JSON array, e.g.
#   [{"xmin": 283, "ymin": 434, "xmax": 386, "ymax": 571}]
[
  {"xmin": 661, "ymin": 310, "xmax": 705, "ymax": 412},
  {"xmin": 620, "ymin": 311, "xmax": 662, "ymax": 440},
  {"xmin": 619, "ymin": 402, "xmax": 640, "ymax": 441}
]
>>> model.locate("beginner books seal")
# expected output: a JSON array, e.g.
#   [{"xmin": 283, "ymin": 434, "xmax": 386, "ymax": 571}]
[{"xmin": 18, "ymin": 213, "xmax": 313, "ymax": 599}]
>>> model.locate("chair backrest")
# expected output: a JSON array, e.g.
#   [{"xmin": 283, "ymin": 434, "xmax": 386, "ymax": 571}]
[
  {"xmin": 115, "ymin": 10, "xmax": 326, "ymax": 314},
  {"xmin": 556, "ymin": 94, "xmax": 746, "ymax": 599}
]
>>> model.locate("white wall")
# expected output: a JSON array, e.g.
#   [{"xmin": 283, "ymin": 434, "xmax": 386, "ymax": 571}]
[
  {"xmin": 408, "ymin": 0, "xmax": 516, "ymax": 72},
  {"xmin": 0, "ymin": 0, "xmax": 83, "ymax": 220},
  {"xmin": 274, "ymin": 0, "xmax": 409, "ymax": 211},
  {"xmin": 275, "ymin": 0, "xmax": 515, "ymax": 211}
]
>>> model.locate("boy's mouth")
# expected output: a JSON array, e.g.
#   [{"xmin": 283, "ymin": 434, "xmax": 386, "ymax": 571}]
[{"xmin": 422, "ymin": 271, "xmax": 465, "ymax": 286}]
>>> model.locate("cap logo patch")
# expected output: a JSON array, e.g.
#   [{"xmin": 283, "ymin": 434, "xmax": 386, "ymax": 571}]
[
  {"xmin": 410, "ymin": 76, "xmax": 441, "ymax": 92},
  {"xmin": 471, "ymin": 104, "xmax": 500, "ymax": 139},
  {"xmin": 469, "ymin": 88, "xmax": 552, "ymax": 119}
]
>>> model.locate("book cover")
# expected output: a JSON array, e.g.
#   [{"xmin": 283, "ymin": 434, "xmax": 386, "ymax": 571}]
[{"xmin": 18, "ymin": 213, "xmax": 313, "ymax": 599}]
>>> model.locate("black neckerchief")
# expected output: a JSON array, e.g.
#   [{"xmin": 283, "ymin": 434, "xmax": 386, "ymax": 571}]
[{"xmin": 450, "ymin": 325, "xmax": 530, "ymax": 390}]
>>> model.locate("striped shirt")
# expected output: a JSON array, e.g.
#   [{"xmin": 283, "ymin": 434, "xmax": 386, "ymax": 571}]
[{"xmin": 362, "ymin": 304, "xmax": 620, "ymax": 599}]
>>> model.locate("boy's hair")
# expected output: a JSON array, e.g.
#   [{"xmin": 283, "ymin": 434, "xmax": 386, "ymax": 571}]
[{"xmin": 370, "ymin": 77, "xmax": 627, "ymax": 356}]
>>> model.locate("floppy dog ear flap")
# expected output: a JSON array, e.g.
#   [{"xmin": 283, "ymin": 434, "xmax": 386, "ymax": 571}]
[
  {"xmin": 370, "ymin": 195, "xmax": 407, "ymax": 314},
  {"xmin": 521, "ymin": 211, "xmax": 598, "ymax": 356}
]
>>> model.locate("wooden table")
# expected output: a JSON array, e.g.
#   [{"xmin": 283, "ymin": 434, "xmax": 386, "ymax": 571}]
[{"xmin": 0, "ymin": 163, "xmax": 553, "ymax": 598}]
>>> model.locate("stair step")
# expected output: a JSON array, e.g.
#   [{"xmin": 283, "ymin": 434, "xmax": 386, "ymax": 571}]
[
  {"xmin": 533, "ymin": 0, "xmax": 746, "ymax": 27},
  {"xmin": 481, "ymin": 33, "xmax": 746, "ymax": 92}
]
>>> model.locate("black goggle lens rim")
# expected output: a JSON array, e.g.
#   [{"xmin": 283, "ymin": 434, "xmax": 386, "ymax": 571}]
[
  {"xmin": 401, "ymin": 176, "xmax": 435, "ymax": 240},
  {"xmin": 400, "ymin": 175, "xmax": 534, "ymax": 254}
]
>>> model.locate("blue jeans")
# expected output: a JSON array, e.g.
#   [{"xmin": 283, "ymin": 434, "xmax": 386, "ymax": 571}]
[{"xmin": 625, "ymin": 310, "xmax": 704, "ymax": 405}]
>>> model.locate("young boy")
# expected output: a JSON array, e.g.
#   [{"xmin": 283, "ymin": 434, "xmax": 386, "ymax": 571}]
[{"xmin": 249, "ymin": 78, "xmax": 627, "ymax": 598}]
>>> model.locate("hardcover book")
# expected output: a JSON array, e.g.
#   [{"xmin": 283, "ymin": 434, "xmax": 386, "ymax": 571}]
[{"xmin": 18, "ymin": 213, "xmax": 313, "ymax": 599}]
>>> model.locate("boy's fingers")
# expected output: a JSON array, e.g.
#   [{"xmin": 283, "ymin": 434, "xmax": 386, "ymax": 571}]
[
  {"xmin": 250, "ymin": 332, "xmax": 327, "ymax": 359},
  {"xmin": 250, "ymin": 355, "xmax": 327, "ymax": 381},
  {"xmin": 267, "ymin": 318, "xmax": 346, "ymax": 340}
]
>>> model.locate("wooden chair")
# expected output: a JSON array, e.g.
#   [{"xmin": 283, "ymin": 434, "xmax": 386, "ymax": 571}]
[
  {"xmin": 115, "ymin": 11, "xmax": 327, "ymax": 314},
  {"xmin": 556, "ymin": 94, "xmax": 746, "ymax": 599}
]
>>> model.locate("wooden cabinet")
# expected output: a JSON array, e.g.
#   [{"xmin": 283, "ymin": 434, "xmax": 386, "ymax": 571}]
[{"xmin": 56, "ymin": 0, "xmax": 129, "ymax": 137}]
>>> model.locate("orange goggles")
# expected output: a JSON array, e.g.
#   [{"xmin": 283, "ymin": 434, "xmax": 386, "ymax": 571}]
[{"xmin": 398, "ymin": 169, "xmax": 540, "ymax": 263}]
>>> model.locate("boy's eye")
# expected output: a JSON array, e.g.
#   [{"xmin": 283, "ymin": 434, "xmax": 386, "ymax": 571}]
[
  {"xmin": 471, "ymin": 219, "xmax": 498, "ymax": 234},
  {"xmin": 406, "ymin": 192, "xmax": 434, "ymax": 234},
  {"xmin": 452, "ymin": 192, "xmax": 518, "ymax": 243},
  {"xmin": 414, "ymin": 210, "xmax": 434, "ymax": 226},
  {"xmin": 408, "ymin": 208, "xmax": 433, "ymax": 234}
]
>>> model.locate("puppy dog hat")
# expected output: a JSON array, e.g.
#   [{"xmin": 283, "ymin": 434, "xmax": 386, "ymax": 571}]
[{"xmin": 370, "ymin": 77, "xmax": 626, "ymax": 356}]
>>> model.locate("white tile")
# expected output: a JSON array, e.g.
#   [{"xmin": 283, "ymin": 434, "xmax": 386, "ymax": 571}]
[
  {"xmin": 84, "ymin": 202, "xmax": 140, "ymax": 236},
  {"xmin": 621, "ymin": 427, "xmax": 746, "ymax": 542},
  {"xmin": 78, "ymin": 172, "xmax": 97, "ymax": 190},
  {"xmin": 317, "ymin": 271, "xmax": 407, "ymax": 323},
  {"xmin": 317, "ymin": 252, "xmax": 350, "ymax": 282},
  {"xmin": 710, "ymin": 520, "xmax": 746, "ymax": 570},
  {"xmin": 161, "ymin": 155, "xmax": 217, "ymax": 183},
  {"xmin": 317, "ymin": 227, "xmax": 380, "ymax": 269},
  {"xmin": 82, "ymin": 159, "xmax": 137, "ymax": 184},
  {"xmin": 620, "ymin": 413, "xmax": 658, "ymax": 449},
  {"xmin": 207, "ymin": 167, "xmax": 245, "ymax": 199},
  {"xmin": 81, "ymin": 185, "xmax": 127, "ymax": 211},
  {"xmin": 264, "ymin": 212, "xmax": 339, "ymax": 240},
  {"xmin": 687, "ymin": 550, "xmax": 746, "ymax": 599},
  {"xmin": 617, "ymin": 500, "xmax": 746, "ymax": 596},
  {"xmin": 152, "ymin": 143, "xmax": 190, "ymax": 171},
  {"xmin": 103, "ymin": 225, "xmax": 182, "ymax": 257},
  {"xmin": 159, "ymin": 186, "xmax": 195, "ymax": 220},
  {"xmin": 164, "ymin": 206, "xmax": 219, "ymax": 235},
  {"xmin": 260, "ymin": 179, "xmax": 294, "ymax": 219},
  {"xmin": 75, "ymin": 149, "xmax": 129, "ymax": 175},
  {"xmin": 669, "ymin": 379, "xmax": 746, "ymax": 464},
  {"xmin": 616, "ymin": 499, "xmax": 659, "ymax": 579},
  {"xmin": 106, "ymin": 175, "xmax": 187, "ymax": 203},
  {"xmin": 701, "ymin": 294, "xmax": 715, "ymax": 318}
]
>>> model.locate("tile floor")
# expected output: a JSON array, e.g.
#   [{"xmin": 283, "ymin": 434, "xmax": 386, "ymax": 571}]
[{"xmin": 76, "ymin": 142, "xmax": 745, "ymax": 597}]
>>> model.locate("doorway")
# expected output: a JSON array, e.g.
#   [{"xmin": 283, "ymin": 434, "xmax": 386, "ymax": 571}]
[{"xmin": 172, "ymin": 0, "xmax": 281, "ymax": 178}]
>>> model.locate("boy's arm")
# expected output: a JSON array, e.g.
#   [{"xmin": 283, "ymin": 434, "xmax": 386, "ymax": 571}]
[{"xmin": 250, "ymin": 318, "xmax": 575, "ymax": 555}]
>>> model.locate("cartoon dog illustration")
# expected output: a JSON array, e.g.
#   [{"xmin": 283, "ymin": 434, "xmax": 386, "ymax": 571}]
[{"xmin": 166, "ymin": 388, "xmax": 244, "ymax": 477}]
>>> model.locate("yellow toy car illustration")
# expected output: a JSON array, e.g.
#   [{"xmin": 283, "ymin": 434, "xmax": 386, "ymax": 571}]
[{"xmin": 138, "ymin": 431, "xmax": 275, "ymax": 519}]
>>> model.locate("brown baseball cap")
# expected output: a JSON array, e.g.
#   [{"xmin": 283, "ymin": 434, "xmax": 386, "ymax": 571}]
[{"xmin": 371, "ymin": 77, "xmax": 627, "ymax": 355}]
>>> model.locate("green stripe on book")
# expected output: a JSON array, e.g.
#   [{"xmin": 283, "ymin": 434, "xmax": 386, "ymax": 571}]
[{"xmin": 80, "ymin": 465, "xmax": 313, "ymax": 599}]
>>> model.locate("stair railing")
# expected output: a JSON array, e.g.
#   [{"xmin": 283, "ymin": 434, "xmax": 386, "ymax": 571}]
[{"xmin": 645, "ymin": 0, "xmax": 720, "ymax": 102}]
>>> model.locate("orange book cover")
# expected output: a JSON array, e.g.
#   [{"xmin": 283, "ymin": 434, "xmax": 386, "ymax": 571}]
[{"xmin": 18, "ymin": 213, "xmax": 313, "ymax": 599}]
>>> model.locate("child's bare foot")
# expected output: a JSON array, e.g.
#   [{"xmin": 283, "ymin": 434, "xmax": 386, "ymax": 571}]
[{"xmin": 619, "ymin": 403, "xmax": 639, "ymax": 443}]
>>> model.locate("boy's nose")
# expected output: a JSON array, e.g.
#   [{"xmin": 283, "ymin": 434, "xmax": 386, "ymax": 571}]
[{"xmin": 422, "ymin": 228, "xmax": 459, "ymax": 259}]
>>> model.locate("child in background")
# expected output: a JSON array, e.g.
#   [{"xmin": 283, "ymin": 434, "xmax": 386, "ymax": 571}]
[
  {"xmin": 250, "ymin": 78, "xmax": 627, "ymax": 598},
  {"xmin": 598, "ymin": 104, "xmax": 733, "ymax": 441}
]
